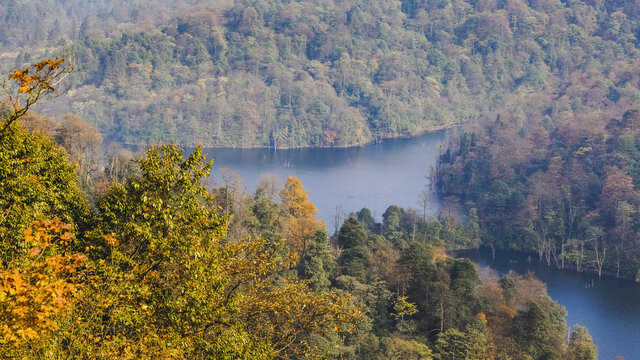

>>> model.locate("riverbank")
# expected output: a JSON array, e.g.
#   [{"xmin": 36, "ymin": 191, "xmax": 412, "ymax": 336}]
[
  {"xmin": 455, "ymin": 245, "xmax": 640, "ymax": 284},
  {"xmin": 119, "ymin": 122, "xmax": 463, "ymax": 150}
]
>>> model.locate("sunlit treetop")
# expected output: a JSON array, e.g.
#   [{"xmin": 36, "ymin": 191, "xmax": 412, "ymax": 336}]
[{"xmin": 1, "ymin": 53, "xmax": 74, "ymax": 137}]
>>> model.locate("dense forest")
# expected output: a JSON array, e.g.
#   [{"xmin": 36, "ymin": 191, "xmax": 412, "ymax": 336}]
[
  {"xmin": 2, "ymin": 0, "xmax": 640, "ymax": 147},
  {"xmin": 437, "ymin": 107, "xmax": 640, "ymax": 281},
  {"xmin": 0, "ymin": 60, "xmax": 599, "ymax": 359}
]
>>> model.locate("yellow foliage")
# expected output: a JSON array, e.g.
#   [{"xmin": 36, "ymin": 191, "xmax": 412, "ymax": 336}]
[
  {"xmin": 8, "ymin": 58, "xmax": 64, "ymax": 94},
  {"xmin": 477, "ymin": 312, "xmax": 487, "ymax": 324},
  {"xmin": 280, "ymin": 177, "xmax": 324, "ymax": 257},
  {"xmin": 433, "ymin": 246, "xmax": 448, "ymax": 262},
  {"xmin": 0, "ymin": 219, "xmax": 85, "ymax": 345},
  {"xmin": 280, "ymin": 177, "xmax": 318, "ymax": 218},
  {"xmin": 1, "ymin": 55, "xmax": 74, "ymax": 137}
]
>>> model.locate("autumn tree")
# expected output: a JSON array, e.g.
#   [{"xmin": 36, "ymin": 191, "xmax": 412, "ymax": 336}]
[
  {"xmin": 598, "ymin": 167, "xmax": 636, "ymax": 222},
  {"xmin": 0, "ymin": 219, "xmax": 85, "ymax": 357},
  {"xmin": 55, "ymin": 113, "xmax": 103, "ymax": 178},
  {"xmin": 280, "ymin": 176, "xmax": 324, "ymax": 258},
  {"xmin": 1, "ymin": 56, "xmax": 73, "ymax": 138},
  {"xmin": 392, "ymin": 296, "xmax": 418, "ymax": 330}
]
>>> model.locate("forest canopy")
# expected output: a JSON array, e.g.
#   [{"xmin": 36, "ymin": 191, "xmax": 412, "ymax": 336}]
[
  {"xmin": 437, "ymin": 108, "xmax": 640, "ymax": 281},
  {"xmin": 2, "ymin": 0, "xmax": 640, "ymax": 147}
]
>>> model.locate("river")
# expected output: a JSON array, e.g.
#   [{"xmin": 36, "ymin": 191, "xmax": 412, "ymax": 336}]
[
  {"xmin": 204, "ymin": 130, "xmax": 639, "ymax": 360},
  {"xmin": 205, "ymin": 130, "xmax": 447, "ymax": 228}
]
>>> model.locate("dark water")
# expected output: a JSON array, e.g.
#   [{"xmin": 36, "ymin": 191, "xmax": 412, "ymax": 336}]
[
  {"xmin": 204, "ymin": 130, "xmax": 447, "ymax": 228},
  {"xmin": 458, "ymin": 247, "xmax": 640, "ymax": 360}
]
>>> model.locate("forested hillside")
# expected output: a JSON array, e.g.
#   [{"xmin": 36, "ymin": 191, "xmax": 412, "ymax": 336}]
[
  {"xmin": 437, "ymin": 108, "xmax": 640, "ymax": 281},
  {"xmin": 0, "ymin": 60, "xmax": 598, "ymax": 359},
  {"xmin": 3, "ymin": 0, "xmax": 640, "ymax": 147}
]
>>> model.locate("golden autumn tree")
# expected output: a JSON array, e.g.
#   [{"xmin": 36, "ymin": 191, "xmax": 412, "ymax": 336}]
[
  {"xmin": 0, "ymin": 219, "xmax": 86, "ymax": 356},
  {"xmin": 1, "ymin": 58, "xmax": 84, "ymax": 356},
  {"xmin": 1, "ymin": 56, "xmax": 88, "ymax": 267},
  {"xmin": 280, "ymin": 177, "xmax": 324, "ymax": 258}
]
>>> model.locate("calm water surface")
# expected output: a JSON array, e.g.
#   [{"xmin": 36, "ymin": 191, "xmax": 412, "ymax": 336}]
[
  {"xmin": 204, "ymin": 131, "xmax": 640, "ymax": 360},
  {"xmin": 459, "ymin": 248, "xmax": 640, "ymax": 360},
  {"xmin": 205, "ymin": 131, "xmax": 447, "ymax": 226}
]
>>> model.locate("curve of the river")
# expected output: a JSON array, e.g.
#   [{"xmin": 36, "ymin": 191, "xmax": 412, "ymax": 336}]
[
  {"xmin": 458, "ymin": 248, "xmax": 640, "ymax": 360},
  {"xmin": 204, "ymin": 130, "xmax": 639, "ymax": 360}
]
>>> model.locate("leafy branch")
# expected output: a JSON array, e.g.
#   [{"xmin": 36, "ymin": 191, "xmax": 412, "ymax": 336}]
[{"xmin": 0, "ymin": 50, "xmax": 75, "ymax": 138}]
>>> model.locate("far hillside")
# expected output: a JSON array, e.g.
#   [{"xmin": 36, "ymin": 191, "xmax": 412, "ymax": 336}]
[{"xmin": 2, "ymin": 0, "xmax": 640, "ymax": 147}]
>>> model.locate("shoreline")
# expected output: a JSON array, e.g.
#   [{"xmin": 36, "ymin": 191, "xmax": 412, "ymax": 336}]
[
  {"xmin": 453, "ymin": 245, "xmax": 640, "ymax": 284},
  {"xmin": 119, "ymin": 122, "xmax": 464, "ymax": 150}
]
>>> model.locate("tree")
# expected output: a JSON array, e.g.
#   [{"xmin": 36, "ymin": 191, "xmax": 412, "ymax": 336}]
[
  {"xmin": 433, "ymin": 327, "xmax": 491, "ymax": 360},
  {"xmin": 392, "ymin": 296, "xmax": 418, "ymax": 330},
  {"xmin": 255, "ymin": 174, "xmax": 281, "ymax": 202},
  {"xmin": 337, "ymin": 217, "xmax": 369, "ymax": 282},
  {"xmin": 380, "ymin": 336, "xmax": 434, "ymax": 360},
  {"xmin": 298, "ymin": 228, "xmax": 335, "ymax": 291},
  {"xmin": 356, "ymin": 207, "xmax": 375, "ymax": 232},
  {"xmin": 437, "ymin": 258, "xmax": 483, "ymax": 331},
  {"xmin": 511, "ymin": 296, "xmax": 567, "ymax": 360},
  {"xmin": 96, "ymin": 145, "xmax": 227, "ymax": 268},
  {"xmin": 586, "ymin": 226, "xmax": 606, "ymax": 277},
  {"xmin": 0, "ymin": 56, "xmax": 87, "ymax": 266},
  {"xmin": 280, "ymin": 177, "xmax": 324, "ymax": 258},
  {"xmin": 598, "ymin": 167, "xmax": 635, "ymax": 222},
  {"xmin": 1, "ymin": 56, "xmax": 74, "ymax": 138},
  {"xmin": 0, "ymin": 110, "xmax": 87, "ymax": 267},
  {"xmin": 250, "ymin": 196, "xmax": 282, "ymax": 243},
  {"xmin": 566, "ymin": 325, "xmax": 597, "ymax": 360},
  {"xmin": 382, "ymin": 206, "xmax": 404, "ymax": 243},
  {"xmin": 0, "ymin": 219, "xmax": 85, "ymax": 357},
  {"xmin": 419, "ymin": 190, "xmax": 432, "ymax": 222},
  {"xmin": 613, "ymin": 201, "xmax": 635, "ymax": 277},
  {"xmin": 57, "ymin": 145, "xmax": 360, "ymax": 358},
  {"xmin": 55, "ymin": 113, "xmax": 103, "ymax": 178}
]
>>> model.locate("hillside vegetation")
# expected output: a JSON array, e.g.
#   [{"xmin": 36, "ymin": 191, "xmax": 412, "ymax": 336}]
[
  {"xmin": 437, "ymin": 108, "xmax": 640, "ymax": 281},
  {"xmin": 2, "ymin": 0, "xmax": 640, "ymax": 147},
  {"xmin": 0, "ymin": 58, "xmax": 598, "ymax": 359}
]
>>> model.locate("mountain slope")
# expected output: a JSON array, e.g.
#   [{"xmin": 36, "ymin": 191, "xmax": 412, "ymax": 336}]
[{"xmin": 2, "ymin": 0, "xmax": 640, "ymax": 147}]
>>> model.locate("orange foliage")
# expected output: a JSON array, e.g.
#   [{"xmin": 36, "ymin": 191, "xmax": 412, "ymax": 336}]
[
  {"xmin": 2, "ymin": 55, "xmax": 74, "ymax": 137},
  {"xmin": 9, "ymin": 58, "xmax": 65, "ymax": 94},
  {"xmin": 0, "ymin": 219, "xmax": 85, "ymax": 344},
  {"xmin": 280, "ymin": 177, "xmax": 318, "ymax": 218}
]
